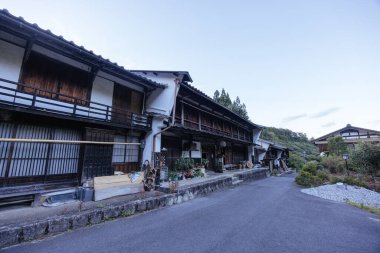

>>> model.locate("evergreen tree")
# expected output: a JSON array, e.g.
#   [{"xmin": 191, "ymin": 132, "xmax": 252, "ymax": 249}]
[
  {"xmin": 219, "ymin": 89, "xmax": 232, "ymax": 108},
  {"xmin": 212, "ymin": 89, "xmax": 249, "ymax": 120},
  {"xmin": 213, "ymin": 90, "xmax": 220, "ymax": 102},
  {"xmin": 231, "ymin": 96, "xmax": 249, "ymax": 120}
]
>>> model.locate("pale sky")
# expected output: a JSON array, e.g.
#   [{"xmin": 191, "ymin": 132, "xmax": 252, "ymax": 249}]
[{"xmin": 1, "ymin": 0, "xmax": 379, "ymax": 139}]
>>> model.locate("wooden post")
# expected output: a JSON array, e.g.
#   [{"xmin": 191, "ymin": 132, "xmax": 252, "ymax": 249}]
[
  {"xmin": 181, "ymin": 102, "xmax": 184, "ymax": 126},
  {"xmin": 43, "ymin": 128, "xmax": 54, "ymax": 183},
  {"xmin": 3, "ymin": 124, "xmax": 18, "ymax": 187},
  {"xmin": 198, "ymin": 111, "xmax": 201, "ymax": 130}
]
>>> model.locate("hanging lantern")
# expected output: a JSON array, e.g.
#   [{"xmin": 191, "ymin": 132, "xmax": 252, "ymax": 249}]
[{"xmin": 219, "ymin": 141, "xmax": 226, "ymax": 148}]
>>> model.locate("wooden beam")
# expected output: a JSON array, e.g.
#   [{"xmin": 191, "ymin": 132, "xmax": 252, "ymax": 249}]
[
  {"xmin": 23, "ymin": 38, "xmax": 34, "ymax": 63},
  {"xmin": 0, "ymin": 138, "xmax": 141, "ymax": 145}
]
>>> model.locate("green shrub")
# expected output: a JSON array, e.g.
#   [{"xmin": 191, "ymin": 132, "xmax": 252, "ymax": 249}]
[
  {"xmin": 316, "ymin": 170, "xmax": 329, "ymax": 181},
  {"xmin": 302, "ymin": 162, "xmax": 318, "ymax": 175},
  {"xmin": 329, "ymin": 176, "xmax": 342, "ymax": 184},
  {"xmin": 288, "ymin": 153, "xmax": 305, "ymax": 171},
  {"xmin": 321, "ymin": 155, "xmax": 345, "ymax": 173},
  {"xmin": 295, "ymin": 171, "xmax": 323, "ymax": 187},
  {"xmin": 351, "ymin": 142, "xmax": 380, "ymax": 177},
  {"xmin": 295, "ymin": 162, "xmax": 329, "ymax": 187},
  {"xmin": 343, "ymin": 176, "xmax": 368, "ymax": 188}
]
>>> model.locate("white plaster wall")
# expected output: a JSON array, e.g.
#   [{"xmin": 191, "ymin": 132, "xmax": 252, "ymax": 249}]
[
  {"xmin": 248, "ymin": 145, "xmax": 254, "ymax": 162},
  {"xmin": 0, "ymin": 40, "xmax": 24, "ymax": 85},
  {"xmin": 258, "ymin": 152, "xmax": 266, "ymax": 162},
  {"xmin": 257, "ymin": 141, "xmax": 270, "ymax": 151},
  {"xmin": 252, "ymin": 129, "xmax": 262, "ymax": 143},
  {"xmin": 90, "ymin": 76, "xmax": 114, "ymax": 106},
  {"xmin": 277, "ymin": 150, "xmax": 283, "ymax": 159},
  {"xmin": 97, "ymin": 71, "xmax": 144, "ymax": 93},
  {"xmin": 133, "ymin": 72, "xmax": 178, "ymax": 116},
  {"xmin": 142, "ymin": 117, "xmax": 166, "ymax": 164},
  {"xmin": 0, "ymin": 40, "xmax": 25, "ymax": 103},
  {"xmin": 134, "ymin": 72, "xmax": 180, "ymax": 166}
]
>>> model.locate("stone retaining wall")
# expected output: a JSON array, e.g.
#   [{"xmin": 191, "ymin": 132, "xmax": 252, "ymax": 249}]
[
  {"xmin": 0, "ymin": 169, "xmax": 268, "ymax": 249},
  {"xmin": 237, "ymin": 168, "xmax": 268, "ymax": 181}
]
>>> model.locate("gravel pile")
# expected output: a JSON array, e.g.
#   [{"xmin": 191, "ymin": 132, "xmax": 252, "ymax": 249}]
[{"xmin": 301, "ymin": 183, "xmax": 380, "ymax": 208}]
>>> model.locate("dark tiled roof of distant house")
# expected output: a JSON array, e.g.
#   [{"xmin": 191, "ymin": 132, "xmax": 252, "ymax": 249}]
[{"xmin": 313, "ymin": 124, "xmax": 380, "ymax": 142}]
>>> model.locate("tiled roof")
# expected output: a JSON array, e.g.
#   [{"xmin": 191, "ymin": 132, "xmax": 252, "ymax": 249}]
[
  {"xmin": 313, "ymin": 124, "xmax": 380, "ymax": 142},
  {"xmin": 0, "ymin": 9, "xmax": 166, "ymax": 89}
]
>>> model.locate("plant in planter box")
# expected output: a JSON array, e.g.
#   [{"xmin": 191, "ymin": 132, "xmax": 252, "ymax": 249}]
[
  {"xmin": 169, "ymin": 171, "xmax": 178, "ymax": 181},
  {"xmin": 202, "ymin": 159, "xmax": 209, "ymax": 169},
  {"xmin": 184, "ymin": 169, "xmax": 194, "ymax": 179},
  {"xmin": 174, "ymin": 157, "xmax": 194, "ymax": 179},
  {"xmin": 194, "ymin": 169, "xmax": 201, "ymax": 177}
]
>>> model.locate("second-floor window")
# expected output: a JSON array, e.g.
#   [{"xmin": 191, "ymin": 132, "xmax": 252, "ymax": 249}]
[{"xmin": 20, "ymin": 52, "xmax": 91, "ymax": 105}]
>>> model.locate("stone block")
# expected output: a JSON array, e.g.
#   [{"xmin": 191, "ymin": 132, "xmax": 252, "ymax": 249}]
[
  {"xmin": 122, "ymin": 203, "xmax": 136, "ymax": 216},
  {"xmin": 88, "ymin": 210, "xmax": 103, "ymax": 225},
  {"xmin": 158, "ymin": 196, "xmax": 168, "ymax": 207},
  {"xmin": 176, "ymin": 195, "xmax": 183, "ymax": 204},
  {"xmin": 137, "ymin": 200, "xmax": 147, "ymax": 212},
  {"xmin": 22, "ymin": 221, "xmax": 48, "ymax": 241},
  {"xmin": 166, "ymin": 197, "xmax": 174, "ymax": 206},
  {"xmin": 145, "ymin": 199, "xmax": 155, "ymax": 211},
  {"xmin": 48, "ymin": 217, "xmax": 71, "ymax": 234},
  {"xmin": 72, "ymin": 214, "xmax": 89, "ymax": 229},
  {"xmin": 0, "ymin": 227, "xmax": 21, "ymax": 248},
  {"xmin": 103, "ymin": 206, "xmax": 121, "ymax": 220}
]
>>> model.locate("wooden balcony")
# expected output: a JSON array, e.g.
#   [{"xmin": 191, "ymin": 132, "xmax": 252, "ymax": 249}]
[
  {"xmin": 0, "ymin": 78, "xmax": 151, "ymax": 130},
  {"xmin": 177, "ymin": 118, "xmax": 252, "ymax": 143}
]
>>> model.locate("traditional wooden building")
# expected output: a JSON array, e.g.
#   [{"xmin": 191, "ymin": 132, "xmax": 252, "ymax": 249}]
[
  {"xmin": 0, "ymin": 9, "xmax": 165, "ymax": 199},
  {"xmin": 313, "ymin": 124, "xmax": 380, "ymax": 153},
  {"xmin": 132, "ymin": 71, "xmax": 263, "ymax": 172},
  {"xmin": 254, "ymin": 139, "xmax": 290, "ymax": 170}
]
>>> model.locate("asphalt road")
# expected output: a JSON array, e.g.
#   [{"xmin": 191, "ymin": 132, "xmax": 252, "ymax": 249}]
[{"xmin": 4, "ymin": 174, "xmax": 380, "ymax": 253}]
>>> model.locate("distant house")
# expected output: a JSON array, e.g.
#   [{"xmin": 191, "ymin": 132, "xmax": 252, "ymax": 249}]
[
  {"xmin": 313, "ymin": 124, "xmax": 380, "ymax": 153},
  {"xmin": 254, "ymin": 139, "xmax": 290, "ymax": 170}
]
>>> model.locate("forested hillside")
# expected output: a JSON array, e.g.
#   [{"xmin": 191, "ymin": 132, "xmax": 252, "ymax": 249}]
[{"xmin": 261, "ymin": 127, "xmax": 319, "ymax": 169}]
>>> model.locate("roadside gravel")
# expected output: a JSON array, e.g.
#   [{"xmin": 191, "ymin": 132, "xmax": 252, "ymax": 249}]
[{"xmin": 301, "ymin": 183, "xmax": 380, "ymax": 208}]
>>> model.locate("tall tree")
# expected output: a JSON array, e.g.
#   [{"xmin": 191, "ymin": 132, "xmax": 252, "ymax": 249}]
[
  {"xmin": 218, "ymin": 89, "xmax": 232, "ymax": 108},
  {"xmin": 231, "ymin": 96, "xmax": 249, "ymax": 120},
  {"xmin": 213, "ymin": 90, "xmax": 220, "ymax": 102},
  {"xmin": 213, "ymin": 89, "xmax": 249, "ymax": 119}
]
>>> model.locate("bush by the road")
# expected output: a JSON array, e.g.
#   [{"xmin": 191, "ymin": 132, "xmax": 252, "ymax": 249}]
[
  {"xmin": 295, "ymin": 162, "xmax": 328, "ymax": 187},
  {"xmin": 321, "ymin": 155, "xmax": 346, "ymax": 174}
]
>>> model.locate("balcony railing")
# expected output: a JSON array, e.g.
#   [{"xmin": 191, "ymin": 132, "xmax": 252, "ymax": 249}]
[
  {"xmin": 176, "ymin": 119, "xmax": 251, "ymax": 143},
  {"xmin": 0, "ymin": 78, "xmax": 151, "ymax": 130}
]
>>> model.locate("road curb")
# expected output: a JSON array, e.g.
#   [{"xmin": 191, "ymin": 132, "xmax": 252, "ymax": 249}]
[{"xmin": 0, "ymin": 168, "xmax": 268, "ymax": 249}]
